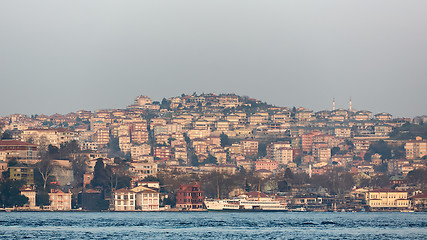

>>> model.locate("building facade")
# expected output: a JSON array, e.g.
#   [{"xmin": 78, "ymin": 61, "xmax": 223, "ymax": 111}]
[{"xmin": 176, "ymin": 183, "xmax": 204, "ymax": 210}]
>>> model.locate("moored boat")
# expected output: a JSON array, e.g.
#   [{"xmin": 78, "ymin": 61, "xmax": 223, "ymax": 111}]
[{"xmin": 204, "ymin": 192, "xmax": 288, "ymax": 211}]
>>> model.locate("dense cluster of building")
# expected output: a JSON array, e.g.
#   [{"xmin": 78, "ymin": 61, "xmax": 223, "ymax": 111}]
[{"xmin": 0, "ymin": 93, "xmax": 426, "ymax": 211}]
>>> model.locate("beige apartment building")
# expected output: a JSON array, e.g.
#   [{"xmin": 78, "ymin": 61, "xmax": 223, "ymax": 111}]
[
  {"xmin": 405, "ymin": 137, "xmax": 427, "ymax": 159},
  {"xmin": 274, "ymin": 148, "xmax": 293, "ymax": 165},
  {"xmin": 95, "ymin": 128, "xmax": 109, "ymax": 148},
  {"xmin": 131, "ymin": 186, "xmax": 160, "ymax": 211},
  {"xmin": 130, "ymin": 161, "xmax": 158, "ymax": 181},
  {"xmin": 114, "ymin": 189, "xmax": 136, "ymax": 211},
  {"xmin": 131, "ymin": 144, "xmax": 151, "ymax": 158},
  {"xmin": 21, "ymin": 128, "xmax": 79, "ymax": 148},
  {"xmin": 241, "ymin": 140, "xmax": 258, "ymax": 156},
  {"xmin": 131, "ymin": 130, "xmax": 149, "ymax": 144}
]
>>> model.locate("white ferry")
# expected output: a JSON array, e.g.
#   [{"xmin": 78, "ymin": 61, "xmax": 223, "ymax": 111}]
[{"xmin": 204, "ymin": 192, "xmax": 288, "ymax": 211}]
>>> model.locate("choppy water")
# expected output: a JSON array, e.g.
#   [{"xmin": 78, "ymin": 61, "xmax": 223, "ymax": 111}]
[{"xmin": 0, "ymin": 212, "xmax": 426, "ymax": 239}]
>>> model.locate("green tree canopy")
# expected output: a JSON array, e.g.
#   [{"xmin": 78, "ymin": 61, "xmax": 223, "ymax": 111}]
[
  {"xmin": 0, "ymin": 179, "xmax": 28, "ymax": 208},
  {"xmin": 91, "ymin": 158, "xmax": 110, "ymax": 188},
  {"xmin": 220, "ymin": 133, "xmax": 230, "ymax": 147},
  {"xmin": 203, "ymin": 154, "xmax": 218, "ymax": 165},
  {"xmin": 364, "ymin": 140, "xmax": 392, "ymax": 161},
  {"xmin": 36, "ymin": 191, "xmax": 50, "ymax": 207}
]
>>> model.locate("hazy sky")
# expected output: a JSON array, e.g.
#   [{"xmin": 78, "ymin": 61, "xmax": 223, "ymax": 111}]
[{"xmin": 1, "ymin": 1, "xmax": 426, "ymax": 117}]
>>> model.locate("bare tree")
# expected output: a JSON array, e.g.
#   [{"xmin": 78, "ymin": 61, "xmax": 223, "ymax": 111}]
[
  {"xmin": 72, "ymin": 155, "xmax": 88, "ymax": 187},
  {"xmin": 37, "ymin": 158, "xmax": 55, "ymax": 190}
]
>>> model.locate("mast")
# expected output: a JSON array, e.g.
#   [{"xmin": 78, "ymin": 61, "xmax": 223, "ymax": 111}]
[{"xmin": 217, "ymin": 175, "xmax": 220, "ymax": 199}]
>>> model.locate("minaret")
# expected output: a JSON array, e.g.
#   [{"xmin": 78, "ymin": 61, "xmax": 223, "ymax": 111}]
[
  {"xmin": 333, "ymin": 98, "xmax": 336, "ymax": 111},
  {"xmin": 349, "ymin": 97, "xmax": 352, "ymax": 112}
]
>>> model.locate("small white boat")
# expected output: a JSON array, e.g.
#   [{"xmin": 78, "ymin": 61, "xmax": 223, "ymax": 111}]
[{"xmin": 291, "ymin": 207, "xmax": 307, "ymax": 212}]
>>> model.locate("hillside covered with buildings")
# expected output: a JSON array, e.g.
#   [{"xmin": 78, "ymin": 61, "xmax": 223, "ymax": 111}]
[{"xmin": 0, "ymin": 93, "xmax": 426, "ymax": 212}]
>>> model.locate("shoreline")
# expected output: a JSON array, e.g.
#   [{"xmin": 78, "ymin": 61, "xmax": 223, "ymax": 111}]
[{"xmin": 1, "ymin": 209, "xmax": 424, "ymax": 213}]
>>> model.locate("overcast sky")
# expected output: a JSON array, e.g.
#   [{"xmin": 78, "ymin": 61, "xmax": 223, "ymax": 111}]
[{"xmin": 1, "ymin": 0, "xmax": 426, "ymax": 117}]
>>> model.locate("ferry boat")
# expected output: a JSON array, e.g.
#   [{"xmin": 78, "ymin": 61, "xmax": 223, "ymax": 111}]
[{"xmin": 204, "ymin": 192, "xmax": 288, "ymax": 211}]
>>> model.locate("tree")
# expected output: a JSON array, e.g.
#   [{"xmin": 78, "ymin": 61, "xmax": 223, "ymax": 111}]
[
  {"xmin": 278, "ymin": 180, "xmax": 290, "ymax": 192},
  {"xmin": 107, "ymin": 137, "xmax": 122, "ymax": 158},
  {"xmin": 364, "ymin": 140, "xmax": 392, "ymax": 161},
  {"xmin": 72, "ymin": 155, "xmax": 88, "ymax": 187},
  {"xmin": 1, "ymin": 131, "xmax": 12, "ymax": 140},
  {"xmin": 47, "ymin": 145, "xmax": 60, "ymax": 159},
  {"xmin": 111, "ymin": 174, "xmax": 131, "ymax": 190},
  {"xmin": 293, "ymin": 156, "xmax": 302, "ymax": 166},
  {"xmin": 190, "ymin": 155, "xmax": 199, "ymax": 167},
  {"xmin": 203, "ymin": 154, "xmax": 218, "ymax": 165},
  {"xmin": 0, "ymin": 179, "xmax": 28, "ymax": 208},
  {"xmin": 220, "ymin": 133, "xmax": 230, "ymax": 147},
  {"xmin": 91, "ymin": 158, "xmax": 110, "ymax": 188},
  {"xmin": 2, "ymin": 158, "xmax": 18, "ymax": 179},
  {"xmin": 7, "ymin": 158, "xmax": 18, "ymax": 167},
  {"xmin": 36, "ymin": 191, "xmax": 50, "ymax": 207},
  {"xmin": 36, "ymin": 158, "xmax": 55, "ymax": 190},
  {"xmin": 331, "ymin": 147, "xmax": 340, "ymax": 156},
  {"xmin": 160, "ymin": 98, "xmax": 170, "ymax": 110},
  {"xmin": 391, "ymin": 144, "xmax": 405, "ymax": 159},
  {"xmin": 284, "ymin": 168, "xmax": 294, "ymax": 180},
  {"xmin": 142, "ymin": 176, "xmax": 159, "ymax": 182},
  {"xmin": 407, "ymin": 169, "xmax": 427, "ymax": 188},
  {"xmin": 201, "ymin": 172, "xmax": 239, "ymax": 198},
  {"xmin": 345, "ymin": 140, "xmax": 354, "ymax": 152},
  {"xmin": 59, "ymin": 140, "xmax": 81, "ymax": 159},
  {"xmin": 258, "ymin": 142, "xmax": 267, "ymax": 157},
  {"xmin": 374, "ymin": 162, "xmax": 388, "ymax": 173}
]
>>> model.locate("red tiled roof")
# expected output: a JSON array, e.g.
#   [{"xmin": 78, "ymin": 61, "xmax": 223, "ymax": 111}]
[
  {"xmin": 0, "ymin": 140, "xmax": 36, "ymax": 147},
  {"xmin": 411, "ymin": 193, "xmax": 427, "ymax": 199}
]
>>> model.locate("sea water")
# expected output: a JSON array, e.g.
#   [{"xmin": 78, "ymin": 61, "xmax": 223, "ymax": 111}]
[{"xmin": 0, "ymin": 212, "xmax": 426, "ymax": 239}]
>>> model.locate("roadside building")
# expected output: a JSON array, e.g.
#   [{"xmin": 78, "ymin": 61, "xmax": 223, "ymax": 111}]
[
  {"xmin": 114, "ymin": 188, "xmax": 136, "ymax": 211},
  {"xmin": 10, "ymin": 166, "xmax": 34, "ymax": 185},
  {"xmin": 241, "ymin": 140, "xmax": 258, "ymax": 156},
  {"xmin": 405, "ymin": 137, "xmax": 427, "ymax": 159},
  {"xmin": 131, "ymin": 186, "xmax": 160, "ymax": 211},
  {"xmin": 176, "ymin": 183, "xmax": 204, "ymax": 210},
  {"xmin": 254, "ymin": 159, "xmax": 278, "ymax": 172},
  {"xmin": 20, "ymin": 187, "xmax": 36, "ymax": 209},
  {"xmin": 49, "ymin": 189, "xmax": 72, "ymax": 211},
  {"xmin": 0, "ymin": 140, "xmax": 38, "ymax": 160},
  {"xmin": 366, "ymin": 189, "xmax": 410, "ymax": 210}
]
